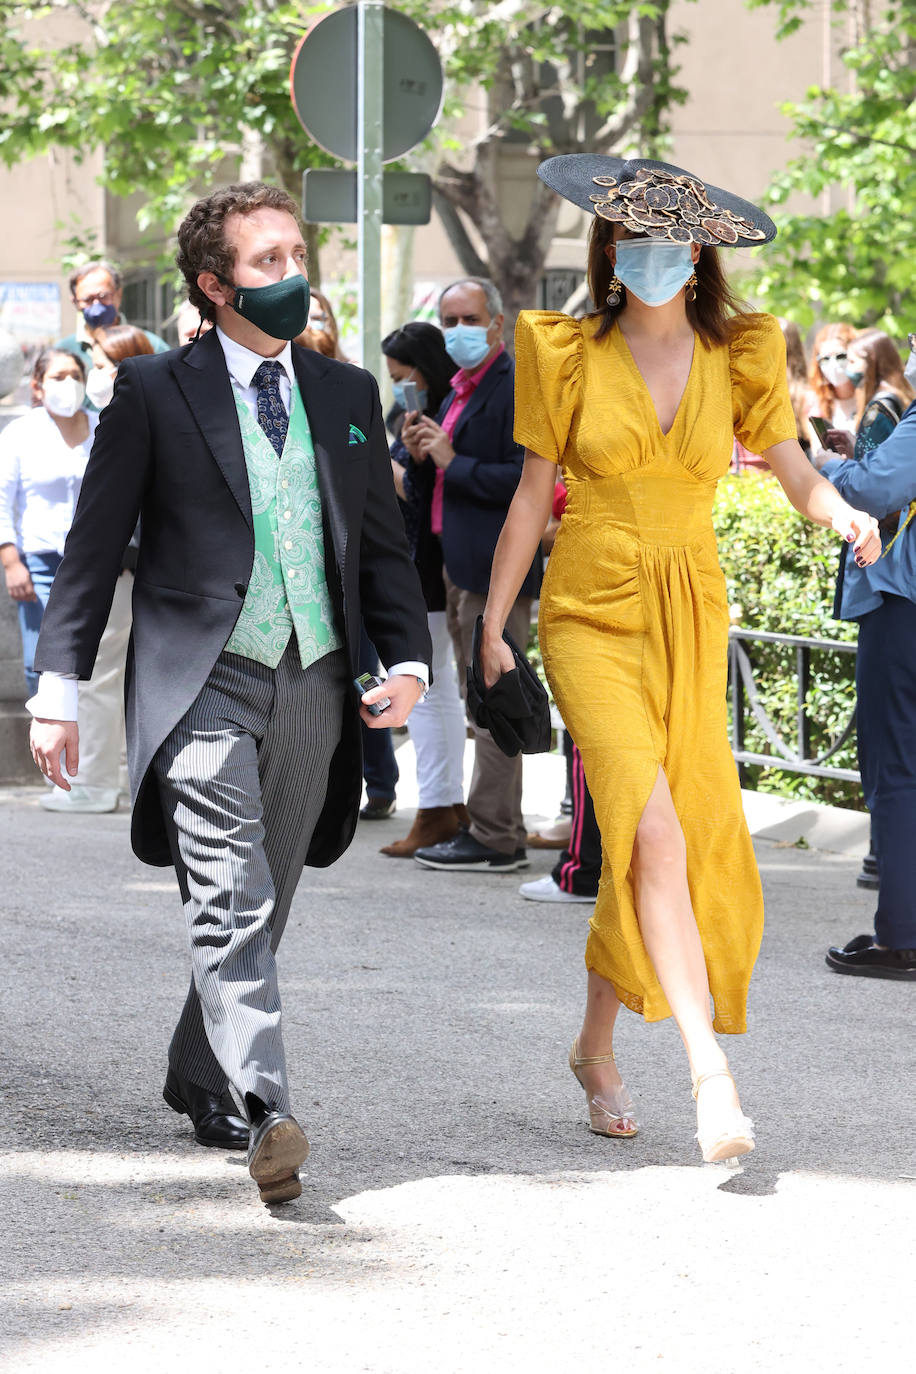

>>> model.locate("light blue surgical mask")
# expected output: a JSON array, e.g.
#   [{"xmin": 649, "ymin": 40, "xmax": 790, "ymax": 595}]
[
  {"xmin": 392, "ymin": 380, "xmax": 428, "ymax": 414},
  {"xmin": 844, "ymin": 363, "xmax": 865, "ymax": 388},
  {"xmin": 613, "ymin": 240, "xmax": 695, "ymax": 307},
  {"xmin": 444, "ymin": 323, "xmax": 492, "ymax": 372}
]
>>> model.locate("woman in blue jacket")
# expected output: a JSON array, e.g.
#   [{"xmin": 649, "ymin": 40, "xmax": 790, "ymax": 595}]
[{"xmin": 821, "ymin": 369, "xmax": 916, "ymax": 979}]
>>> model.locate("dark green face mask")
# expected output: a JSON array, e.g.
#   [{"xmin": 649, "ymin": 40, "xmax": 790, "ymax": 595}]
[{"xmin": 224, "ymin": 274, "xmax": 311, "ymax": 340}]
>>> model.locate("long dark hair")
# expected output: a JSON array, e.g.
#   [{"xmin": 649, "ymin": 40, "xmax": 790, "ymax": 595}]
[
  {"xmin": 850, "ymin": 328, "xmax": 915, "ymax": 422},
  {"xmin": 381, "ymin": 321, "xmax": 454, "ymax": 415},
  {"xmin": 586, "ymin": 216, "xmax": 752, "ymax": 348}
]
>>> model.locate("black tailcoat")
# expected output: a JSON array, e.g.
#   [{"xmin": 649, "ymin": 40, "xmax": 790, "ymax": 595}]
[{"xmin": 35, "ymin": 330, "xmax": 431, "ymax": 867}]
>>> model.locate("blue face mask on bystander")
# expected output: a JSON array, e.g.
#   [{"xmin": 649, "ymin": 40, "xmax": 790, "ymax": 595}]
[
  {"xmin": 82, "ymin": 301, "xmax": 118, "ymax": 329},
  {"xmin": 613, "ymin": 240, "xmax": 695, "ymax": 307},
  {"xmin": 392, "ymin": 381, "xmax": 428, "ymax": 414},
  {"xmin": 444, "ymin": 323, "xmax": 492, "ymax": 372}
]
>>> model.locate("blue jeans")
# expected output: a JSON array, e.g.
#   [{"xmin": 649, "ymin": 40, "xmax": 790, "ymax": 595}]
[{"xmin": 18, "ymin": 551, "xmax": 62, "ymax": 699}]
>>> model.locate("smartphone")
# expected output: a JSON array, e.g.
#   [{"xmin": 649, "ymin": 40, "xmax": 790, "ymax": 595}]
[
  {"xmin": 354, "ymin": 672, "xmax": 391, "ymax": 717},
  {"xmin": 809, "ymin": 415, "xmax": 829, "ymax": 445},
  {"xmin": 401, "ymin": 380, "xmax": 421, "ymax": 417}
]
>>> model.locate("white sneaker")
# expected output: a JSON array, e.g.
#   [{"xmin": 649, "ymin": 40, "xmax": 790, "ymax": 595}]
[
  {"xmin": 518, "ymin": 876, "xmax": 595, "ymax": 904},
  {"xmin": 40, "ymin": 785, "xmax": 120, "ymax": 814}
]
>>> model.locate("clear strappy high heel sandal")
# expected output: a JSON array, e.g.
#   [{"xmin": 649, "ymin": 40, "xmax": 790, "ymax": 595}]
[
  {"xmin": 693, "ymin": 1070, "xmax": 754, "ymax": 1166},
  {"xmin": 569, "ymin": 1038, "xmax": 639, "ymax": 1138}
]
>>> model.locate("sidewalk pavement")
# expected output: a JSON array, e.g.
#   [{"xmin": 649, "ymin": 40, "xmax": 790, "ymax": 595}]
[{"xmin": 0, "ymin": 754, "xmax": 911, "ymax": 1374}]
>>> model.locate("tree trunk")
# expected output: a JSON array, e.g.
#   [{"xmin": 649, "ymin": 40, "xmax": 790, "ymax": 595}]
[{"xmin": 431, "ymin": 8, "xmax": 671, "ymax": 333}]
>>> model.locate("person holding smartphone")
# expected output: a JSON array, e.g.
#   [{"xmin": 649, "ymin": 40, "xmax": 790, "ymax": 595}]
[{"xmin": 380, "ymin": 321, "xmax": 470, "ymax": 857}]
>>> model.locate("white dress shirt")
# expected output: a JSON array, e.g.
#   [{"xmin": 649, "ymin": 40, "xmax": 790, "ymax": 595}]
[
  {"xmin": 0, "ymin": 406, "xmax": 97, "ymax": 555},
  {"xmin": 28, "ymin": 330, "xmax": 426, "ymax": 722}
]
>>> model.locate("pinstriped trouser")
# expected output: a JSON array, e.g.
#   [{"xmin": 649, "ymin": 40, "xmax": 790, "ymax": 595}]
[{"xmin": 152, "ymin": 641, "xmax": 347, "ymax": 1117}]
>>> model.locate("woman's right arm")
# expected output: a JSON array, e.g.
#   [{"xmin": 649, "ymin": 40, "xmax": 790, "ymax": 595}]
[
  {"xmin": 480, "ymin": 450, "xmax": 557, "ymax": 686},
  {"xmin": 0, "ymin": 438, "xmax": 33, "ymax": 601}
]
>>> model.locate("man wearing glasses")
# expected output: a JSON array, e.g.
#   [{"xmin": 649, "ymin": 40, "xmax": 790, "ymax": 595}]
[{"xmin": 57, "ymin": 261, "xmax": 170, "ymax": 377}]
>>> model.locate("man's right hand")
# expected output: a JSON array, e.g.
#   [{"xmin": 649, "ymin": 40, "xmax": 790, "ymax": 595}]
[
  {"xmin": 30, "ymin": 718, "xmax": 79, "ymax": 790},
  {"xmin": 4, "ymin": 560, "xmax": 36, "ymax": 602}
]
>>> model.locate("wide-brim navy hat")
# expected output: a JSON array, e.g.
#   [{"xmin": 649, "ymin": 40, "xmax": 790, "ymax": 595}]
[{"xmin": 538, "ymin": 154, "xmax": 776, "ymax": 248}]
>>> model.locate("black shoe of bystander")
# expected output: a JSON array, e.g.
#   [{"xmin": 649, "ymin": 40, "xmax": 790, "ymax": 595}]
[
  {"xmin": 414, "ymin": 830, "xmax": 529, "ymax": 873},
  {"xmin": 825, "ymin": 933, "xmax": 916, "ymax": 981}
]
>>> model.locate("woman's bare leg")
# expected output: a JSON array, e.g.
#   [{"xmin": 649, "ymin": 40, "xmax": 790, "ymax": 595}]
[{"xmin": 630, "ymin": 767, "xmax": 742, "ymax": 1128}]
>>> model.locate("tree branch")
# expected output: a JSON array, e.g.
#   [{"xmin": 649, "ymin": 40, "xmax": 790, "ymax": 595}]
[
  {"xmin": 432, "ymin": 189, "xmax": 488, "ymax": 278},
  {"xmin": 589, "ymin": 12, "xmax": 659, "ymax": 149}
]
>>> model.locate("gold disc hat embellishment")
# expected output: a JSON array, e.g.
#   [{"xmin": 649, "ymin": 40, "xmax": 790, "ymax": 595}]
[{"xmin": 588, "ymin": 167, "xmax": 771, "ymax": 247}]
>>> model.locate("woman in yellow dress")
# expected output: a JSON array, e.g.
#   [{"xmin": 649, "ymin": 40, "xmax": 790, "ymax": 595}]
[{"xmin": 481, "ymin": 156, "xmax": 880, "ymax": 1164}]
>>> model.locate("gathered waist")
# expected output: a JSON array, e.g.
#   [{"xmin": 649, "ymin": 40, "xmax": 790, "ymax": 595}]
[{"xmin": 562, "ymin": 470, "xmax": 718, "ymax": 549}]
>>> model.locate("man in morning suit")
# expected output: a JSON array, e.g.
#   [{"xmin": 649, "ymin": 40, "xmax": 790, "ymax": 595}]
[
  {"xmin": 400, "ymin": 278, "xmax": 542, "ymax": 874},
  {"xmin": 29, "ymin": 183, "xmax": 431, "ymax": 1205}
]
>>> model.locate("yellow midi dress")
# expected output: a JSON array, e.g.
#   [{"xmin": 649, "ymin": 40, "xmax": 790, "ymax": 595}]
[{"xmin": 514, "ymin": 310, "xmax": 797, "ymax": 1034}]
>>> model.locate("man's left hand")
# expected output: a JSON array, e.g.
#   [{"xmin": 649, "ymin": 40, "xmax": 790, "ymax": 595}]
[
  {"xmin": 414, "ymin": 417, "xmax": 455, "ymax": 469},
  {"xmin": 359, "ymin": 674, "xmax": 425, "ymax": 728}
]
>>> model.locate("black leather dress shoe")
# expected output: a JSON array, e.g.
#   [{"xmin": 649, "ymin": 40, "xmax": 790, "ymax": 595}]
[
  {"xmin": 247, "ymin": 1109, "xmax": 310, "ymax": 1204},
  {"xmin": 826, "ymin": 934, "xmax": 916, "ymax": 981},
  {"xmin": 414, "ymin": 829, "xmax": 529, "ymax": 872},
  {"xmin": 163, "ymin": 1068, "xmax": 249, "ymax": 1149}
]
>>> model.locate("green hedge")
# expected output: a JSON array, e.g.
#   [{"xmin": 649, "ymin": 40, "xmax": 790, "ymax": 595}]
[{"xmin": 713, "ymin": 472, "xmax": 861, "ymax": 809}]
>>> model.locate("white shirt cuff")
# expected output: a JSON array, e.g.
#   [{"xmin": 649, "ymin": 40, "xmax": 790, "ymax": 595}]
[
  {"xmin": 26, "ymin": 672, "xmax": 79, "ymax": 722},
  {"xmin": 386, "ymin": 660, "xmax": 429, "ymax": 689}
]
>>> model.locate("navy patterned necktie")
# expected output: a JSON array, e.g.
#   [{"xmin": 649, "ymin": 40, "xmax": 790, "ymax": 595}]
[{"xmin": 252, "ymin": 359, "xmax": 288, "ymax": 457}]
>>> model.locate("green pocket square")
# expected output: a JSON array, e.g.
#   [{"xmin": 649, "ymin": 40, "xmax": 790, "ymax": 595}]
[{"xmin": 348, "ymin": 424, "xmax": 367, "ymax": 444}]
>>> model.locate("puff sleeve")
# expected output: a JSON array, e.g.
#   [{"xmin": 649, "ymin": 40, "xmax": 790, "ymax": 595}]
[
  {"xmin": 513, "ymin": 311, "xmax": 583, "ymax": 465},
  {"xmin": 729, "ymin": 313, "xmax": 798, "ymax": 454}
]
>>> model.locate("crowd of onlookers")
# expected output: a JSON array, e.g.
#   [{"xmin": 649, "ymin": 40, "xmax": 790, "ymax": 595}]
[
  {"xmin": 2, "ymin": 261, "xmax": 915, "ymax": 922},
  {"xmin": 735, "ymin": 317, "xmax": 914, "ymax": 472}
]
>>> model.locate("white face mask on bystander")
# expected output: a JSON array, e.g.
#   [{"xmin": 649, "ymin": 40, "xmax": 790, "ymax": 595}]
[
  {"xmin": 41, "ymin": 376, "xmax": 86, "ymax": 418},
  {"xmin": 85, "ymin": 367, "xmax": 115, "ymax": 410},
  {"xmin": 904, "ymin": 346, "xmax": 916, "ymax": 391}
]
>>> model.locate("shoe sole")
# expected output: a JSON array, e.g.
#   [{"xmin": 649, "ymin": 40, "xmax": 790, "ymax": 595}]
[
  {"xmin": 825, "ymin": 953, "xmax": 916, "ymax": 981},
  {"xmin": 249, "ymin": 1119, "xmax": 310, "ymax": 1201},
  {"xmin": 257, "ymin": 1171, "xmax": 302, "ymax": 1204},
  {"xmin": 414, "ymin": 856, "xmax": 530, "ymax": 872},
  {"xmin": 520, "ymin": 890, "xmax": 596, "ymax": 903},
  {"xmin": 162, "ymin": 1082, "xmax": 249, "ymax": 1150},
  {"xmin": 702, "ymin": 1137, "xmax": 755, "ymax": 1164}
]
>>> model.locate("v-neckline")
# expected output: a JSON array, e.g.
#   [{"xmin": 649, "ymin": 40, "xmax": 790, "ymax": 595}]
[{"xmin": 615, "ymin": 324, "xmax": 697, "ymax": 439}]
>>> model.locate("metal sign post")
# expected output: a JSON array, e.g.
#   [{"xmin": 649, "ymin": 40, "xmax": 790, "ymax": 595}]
[
  {"xmin": 357, "ymin": 0, "xmax": 384, "ymax": 371},
  {"xmin": 289, "ymin": 5, "xmax": 443, "ymax": 371}
]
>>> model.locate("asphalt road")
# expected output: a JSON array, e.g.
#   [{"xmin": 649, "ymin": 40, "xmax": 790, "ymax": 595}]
[{"xmin": 1, "ymin": 775, "xmax": 913, "ymax": 1373}]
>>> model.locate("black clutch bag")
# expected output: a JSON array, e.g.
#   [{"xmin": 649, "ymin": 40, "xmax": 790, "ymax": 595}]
[{"xmin": 466, "ymin": 614, "xmax": 552, "ymax": 758}]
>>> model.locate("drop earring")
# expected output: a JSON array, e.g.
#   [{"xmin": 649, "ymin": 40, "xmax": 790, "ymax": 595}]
[
  {"xmin": 686, "ymin": 271, "xmax": 698, "ymax": 303},
  {"xmin": 606, "ymin": 275, "xmax": 623, "ymax": 308}
]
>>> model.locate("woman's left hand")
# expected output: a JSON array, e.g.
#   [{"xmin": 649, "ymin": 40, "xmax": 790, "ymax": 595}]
[{"xmin": 834, "ymin": 509, "xmax": 882, "ymax": 567}]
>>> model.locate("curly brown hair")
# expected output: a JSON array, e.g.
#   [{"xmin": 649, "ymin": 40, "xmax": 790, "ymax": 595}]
[
  {"xmin": 176, "ymin": 182, "xmax": 303, "ymax": 317},
  {"xmin": 586, "ymin": 217, "xmax": 752, "ymax": 349}
]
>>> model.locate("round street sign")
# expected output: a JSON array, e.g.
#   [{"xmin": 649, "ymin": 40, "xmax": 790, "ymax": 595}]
[{"xmin": 289, "ymin": 6, "xmax": 443, "ymax": 164}]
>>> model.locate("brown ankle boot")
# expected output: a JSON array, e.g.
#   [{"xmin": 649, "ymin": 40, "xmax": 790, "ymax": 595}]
[{"xmin": 380, "ymin": 806, "xmax": 462, "ymax": 858}]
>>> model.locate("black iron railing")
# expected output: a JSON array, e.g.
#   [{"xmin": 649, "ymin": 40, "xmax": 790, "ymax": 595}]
[{"xmin": 728, "ymin": 627, "xmax": 859, "ymax": 784}]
